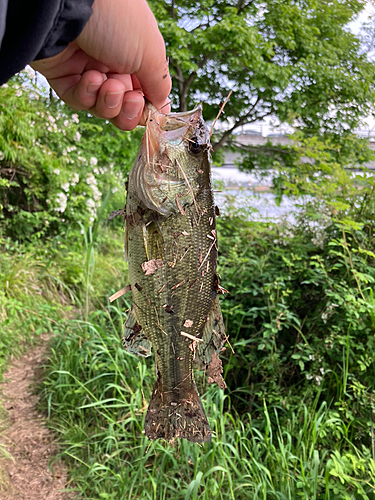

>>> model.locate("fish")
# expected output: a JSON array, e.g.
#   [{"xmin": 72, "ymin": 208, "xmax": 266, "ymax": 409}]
[{"xmin": 123, "ymin": 103, "xmax": 228, "ymax": 443}]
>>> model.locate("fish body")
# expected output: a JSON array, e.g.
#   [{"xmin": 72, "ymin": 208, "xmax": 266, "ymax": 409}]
[{"xmin": 124, "ymin": 104, "xmax": 227, "ymax": 442}]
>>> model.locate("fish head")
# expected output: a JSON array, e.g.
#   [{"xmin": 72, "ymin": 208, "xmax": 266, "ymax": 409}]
[{"xmin": 130, "ymin": 103, "xmax": 211, "ymax": 216}]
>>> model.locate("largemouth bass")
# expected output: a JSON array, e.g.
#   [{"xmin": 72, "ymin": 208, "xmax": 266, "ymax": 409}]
[{"xmin": 123, "ymin": 103, "xmax": 227, "ymax": 443}]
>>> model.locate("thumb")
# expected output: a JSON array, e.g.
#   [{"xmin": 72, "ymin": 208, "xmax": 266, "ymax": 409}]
[{"xmin": 77, "ymin": 0, "xmax": 171, "ymax": 110}]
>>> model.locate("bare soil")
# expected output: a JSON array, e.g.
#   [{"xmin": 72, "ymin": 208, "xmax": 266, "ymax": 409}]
[{"xmin": 0, "ymin": 336, "xmax": 76, "ymax": 500}]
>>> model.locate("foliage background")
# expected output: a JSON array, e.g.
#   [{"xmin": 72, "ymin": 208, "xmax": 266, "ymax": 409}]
[{"xmin": 1, "ymin": 1, "xmax": 375, "ymax": 497}]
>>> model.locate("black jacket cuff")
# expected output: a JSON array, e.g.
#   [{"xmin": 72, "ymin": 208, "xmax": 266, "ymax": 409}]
[
  {"xmin": 35, "ymin": 0, "xmax": 95, "ymax": 60},
  {"xmin": 0, "ymin": 0, "xmax": 94, "ymax": 85}
]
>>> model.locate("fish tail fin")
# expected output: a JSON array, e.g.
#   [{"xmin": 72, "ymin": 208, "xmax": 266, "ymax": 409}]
[{"xmin": 145, "ymin": 378, "xmax": 211, "ymax": 443}]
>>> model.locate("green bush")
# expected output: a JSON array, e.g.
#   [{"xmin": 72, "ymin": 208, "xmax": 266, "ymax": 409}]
[
  {"xmin": 0, "ymin": 71, "xmax": 141, "ymax": 240},
  {"xmin": 215, "ymin": 137, "xmax": 375, "ymax": 488}
]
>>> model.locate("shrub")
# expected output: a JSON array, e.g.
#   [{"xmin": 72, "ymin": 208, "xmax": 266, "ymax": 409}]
[{"xmin": 0, "ymin": 70, "xmax": 141, "ymax": 241}]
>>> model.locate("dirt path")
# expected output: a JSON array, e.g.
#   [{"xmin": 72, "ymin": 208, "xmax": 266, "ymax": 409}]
[{"xmin": 0, "ymin": 336, "xmax": 76, "ymax": 500}]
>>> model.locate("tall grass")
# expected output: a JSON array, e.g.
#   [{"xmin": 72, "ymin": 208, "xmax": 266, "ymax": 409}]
[
  {"xmin": 40, "ymin": 303, "xmax": 375, "ymax": 500},
  {"xmin": 2, "ymin": 212, "xmax": 375, "ymax": 499}
]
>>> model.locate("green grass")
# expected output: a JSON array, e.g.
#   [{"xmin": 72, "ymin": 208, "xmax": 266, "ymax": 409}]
[
  {"xmin": 40, "ymin": 303, "xmax": 375, "ymax": 500},
  {"xmin": 2, "ymin": 221, "xmax": 375, "ymax": 499},
  {"xmin": 0, "ymin": 254, "xmax": 68, "ymax": 376}
]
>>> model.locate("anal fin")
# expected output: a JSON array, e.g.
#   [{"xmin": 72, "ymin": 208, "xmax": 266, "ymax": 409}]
[{"xmin": 123, "ymin": 308, "xmax": 152, "ymax": 358}]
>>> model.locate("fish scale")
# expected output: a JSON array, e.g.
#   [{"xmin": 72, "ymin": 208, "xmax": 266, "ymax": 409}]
[{"xmin": 123, "ymin": 103, "xmax": 227, "ymax": 442}]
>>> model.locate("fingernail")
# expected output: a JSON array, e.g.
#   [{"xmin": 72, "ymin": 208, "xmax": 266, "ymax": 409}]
[
  {"xmin": 104, "ymin": 91, "xmax": 123, "ymax": 109},
  {"xmin": 87, "ymin": 82, "xmax": 102, "ymax": 96},
  {"xmin": 122, "ymin": 99, "xmax": 143, "ymax": 120}
]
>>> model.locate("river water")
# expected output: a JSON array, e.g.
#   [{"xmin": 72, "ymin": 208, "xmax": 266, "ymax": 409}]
[{"xmin": 211, "ymin": 166, "xmax": 299, "ymax": 221}]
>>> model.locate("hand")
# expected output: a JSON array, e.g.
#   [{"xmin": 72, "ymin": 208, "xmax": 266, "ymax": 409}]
[{"xmin": 32, "ymin": 0, "xmax": 171, "ymax": 130}]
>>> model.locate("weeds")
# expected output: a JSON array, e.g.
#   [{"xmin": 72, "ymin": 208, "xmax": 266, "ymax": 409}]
[{"xmin": 40, "ymin": 303, "xmax": 375, "ymax": 499}]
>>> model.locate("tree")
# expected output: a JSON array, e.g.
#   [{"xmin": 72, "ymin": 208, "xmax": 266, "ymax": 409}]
[{"xmin": 150, "ymin": 0, "xmax": 375, "ymax": 155}]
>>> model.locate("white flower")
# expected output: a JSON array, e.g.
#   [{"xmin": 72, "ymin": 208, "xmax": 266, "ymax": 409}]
[
  {"xmin": 48, "ymin": 115, "xmax": 56, "ymax": 124},
  {"xmin": 1, "ymin": 83, "xmax": 8, "ymax": 88},
  {"xmin": 90, "ymin": 157, "xmax": 98, "ymax": 166},
  {"xmin": 86, "ymin": 174, "xmax": 98, "ymax": 186},
  {"xmin": 24, "ymin": 66, "xmax": 35, "ymax": 80},
  {"xmin": 72, "ymin": 113, "xmax": 79, "ymax": 124},
  {"xmin": 54, "ymin": 169, "xmax": 60, "ymax": 175},
  {"xmin": 321, "ymin": 303, "xmax": 338, "ymax": 323},
  {"xmin": 75, "ymin": 131, "xmax": 81, "ymax": 142},
  {"xmin": 315, "ymin": 376, "xmax": 322, "ymax": 386},
  {"xmin": 16, "ymin": 89, "xmax": 22, "ymax": 97},
  {"xmin": 86, "ymin": 198, "xmax": 96, "ymax": 208},
  {"xmin": 63, "ymin": 120, "xmax": 69, "ymax": 127},
  {"xmin": 61, "ymin": 183, "xmax": 70, "ymax": 192},
  {"xmin": 71, "ymin": 173, "xmax": 79, "ymax": 185},
  {"xmin": 92, "ymin": 186, "xmax": 102, "ymax": 202},
  {"xmin": 54, "ymin": 192, "xmax": 68, "ymax": 213}
]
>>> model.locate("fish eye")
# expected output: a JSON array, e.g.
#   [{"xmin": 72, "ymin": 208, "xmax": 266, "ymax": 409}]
[{"xmin": 188, "ymin": 138, "xmax": 203, "ymax": 155}]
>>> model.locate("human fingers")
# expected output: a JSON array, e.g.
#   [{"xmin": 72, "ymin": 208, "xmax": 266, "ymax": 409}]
[
  {"xmin": 132, "ymin": 12, "xmax": 171, "ymax": 111},
  {"xmin": 130, "ymin": 74, "xmax": 171, "ymax": 121},
  {"xmin": 106, "ymin": 74, "xmax": 171, "ymax": 130},
  {"xmin": 48, "ymin": 69, "xmax": 107, "ymax": 110},
  {"xmin": 134, "ymin": 53, "xmax": 171, "ymax": 113},
  {"xmin": 77, "ymin": 0, "xmax": 171, "ymax": 111},
  {"xmin": 88, "ymin": 78, "xmax": 129, "ymax": 119},
  {"xmin": 110, "ymin": 90, "xmax": 145, "ymax": 131}
]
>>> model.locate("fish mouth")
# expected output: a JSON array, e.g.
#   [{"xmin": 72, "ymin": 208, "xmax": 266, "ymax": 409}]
[
  {"xmin": 143, "ymin": 103, "xmax": 209, "ymax": 159},
  {"xmin": 158, "ymin": 105, "xmax": 203, "ymax": 131},
  {"xmin": 131, "ymin": 102, "xmax": 210, "ymax": 216}
]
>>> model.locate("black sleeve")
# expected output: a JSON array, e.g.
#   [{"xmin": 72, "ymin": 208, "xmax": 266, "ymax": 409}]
[{"xmin": 0, "ymin": 0, "xmax": 94, "ymax": 85}]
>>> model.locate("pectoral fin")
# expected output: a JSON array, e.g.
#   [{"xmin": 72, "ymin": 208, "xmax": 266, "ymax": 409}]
[
  {"xmin": 196, "ymin": 297, "xmax": 227, "ymax": 388},
  {"xmin": 143, "ymin": 220, "xmax": 165, "ymax": 261},
  {"xmin": 123, "ymin": 308, "xmax": 152, "ymax": 358}
]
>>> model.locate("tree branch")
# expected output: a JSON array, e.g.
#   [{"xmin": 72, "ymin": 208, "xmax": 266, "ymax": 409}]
[
  {"xmin": 212, "ymin": 96, "xmax": 272, "ymax": 151},
  {"xmin": 236, "ymin": 0, "xmax": 256, "ymax": 15},
  {"xmin": 171, "ymin": 55, "xmax": 210, "ymax": 111},
  {"xmin": 171, "ymin": 0, "xmax": 175, "ymax": 19}
]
